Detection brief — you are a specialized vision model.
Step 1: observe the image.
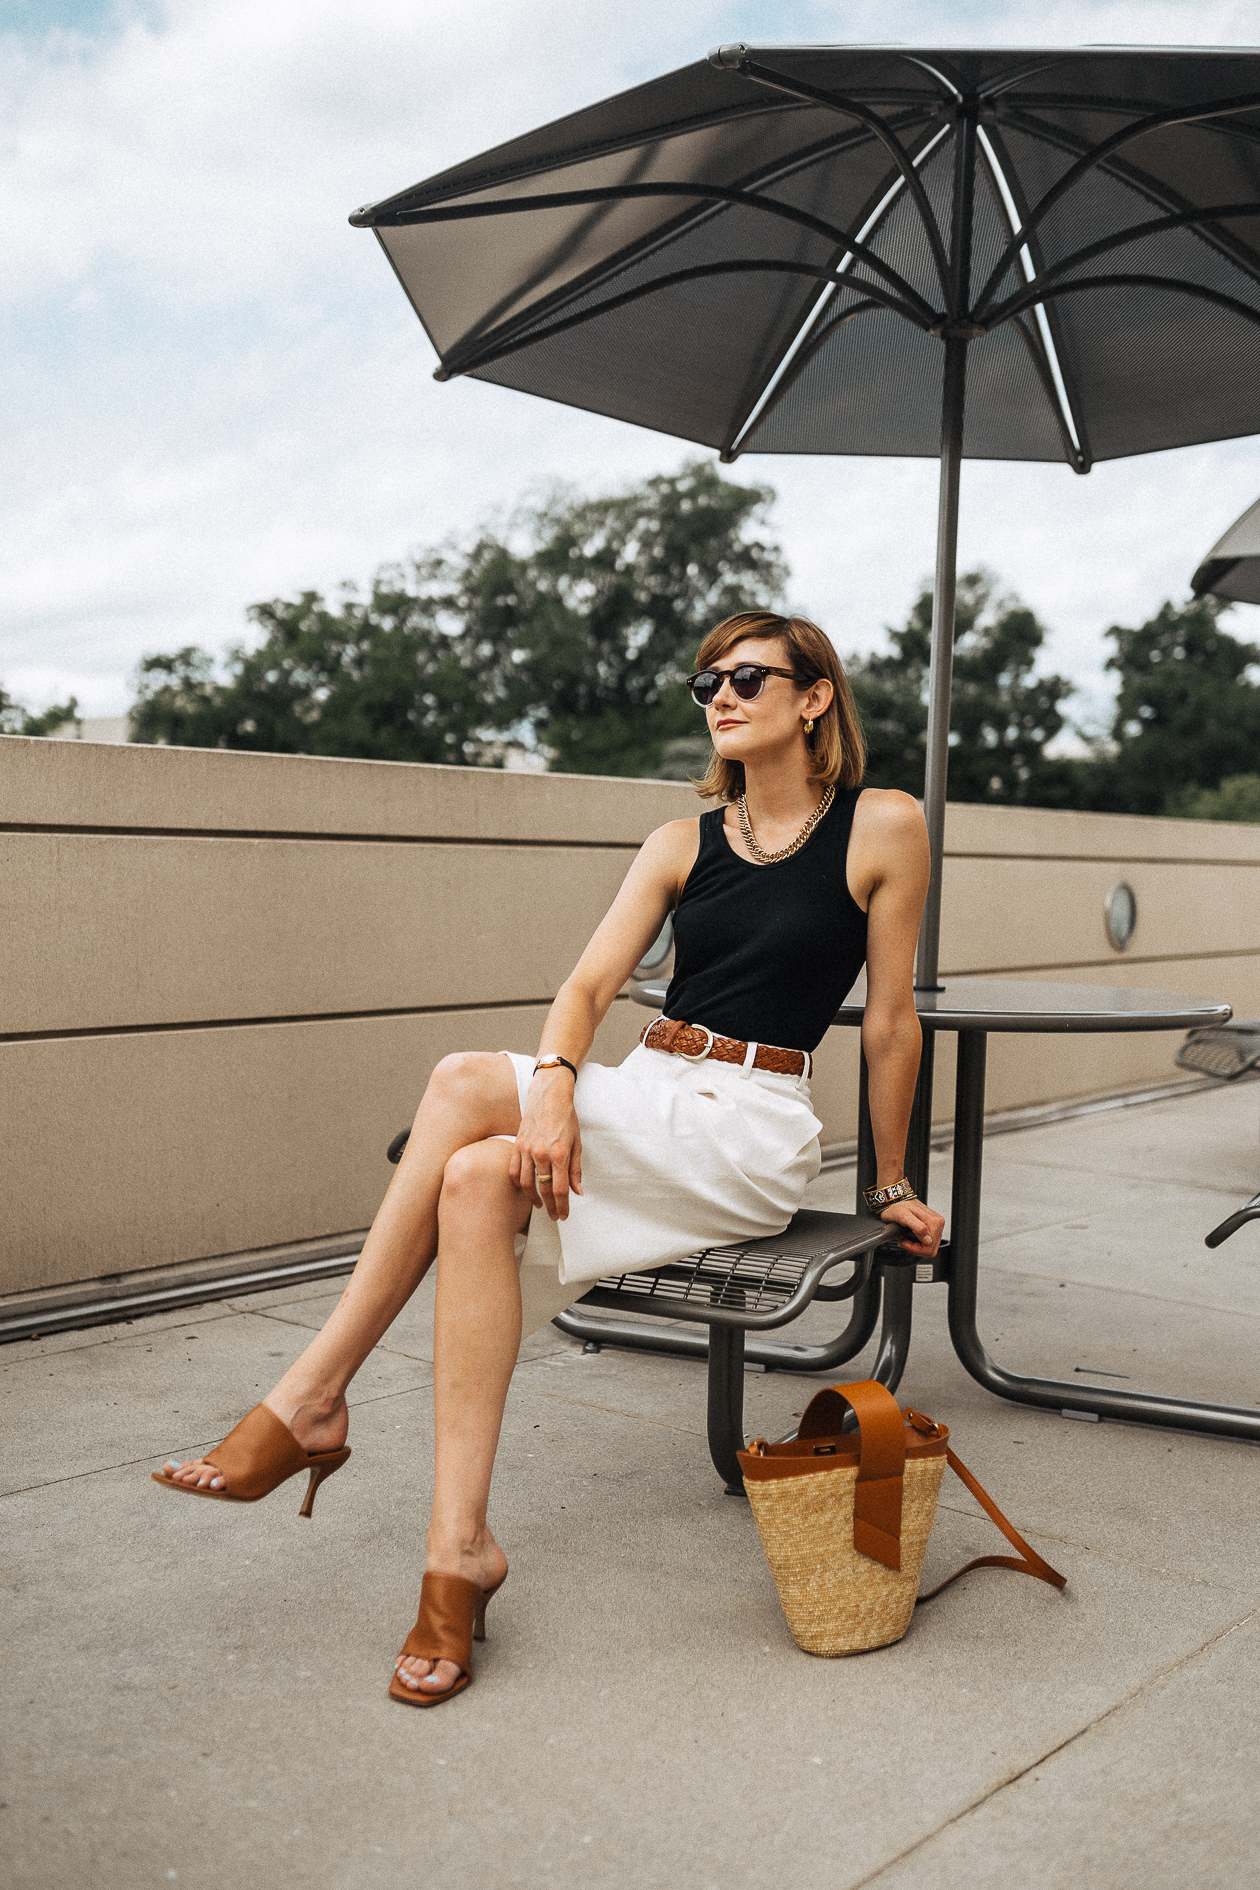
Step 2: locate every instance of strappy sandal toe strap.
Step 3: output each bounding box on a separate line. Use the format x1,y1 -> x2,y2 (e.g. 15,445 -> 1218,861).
151,1403 -> 351,1516
389,1570 -> 504,1708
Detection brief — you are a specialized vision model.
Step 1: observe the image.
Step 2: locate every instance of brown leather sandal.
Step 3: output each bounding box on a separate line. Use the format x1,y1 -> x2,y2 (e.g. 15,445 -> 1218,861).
151,1403 -> 351,1518
389,1568 -> 507,1707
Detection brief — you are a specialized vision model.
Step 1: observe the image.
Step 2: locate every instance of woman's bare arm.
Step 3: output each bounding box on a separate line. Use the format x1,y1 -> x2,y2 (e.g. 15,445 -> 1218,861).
850,791 -> 945,1257
511,817 -> 699,1221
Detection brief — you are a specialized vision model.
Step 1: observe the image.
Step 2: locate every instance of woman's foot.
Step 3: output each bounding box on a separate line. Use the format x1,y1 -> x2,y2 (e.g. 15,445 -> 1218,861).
393,1530 -> 509,1699
158,1390 -> 348,1491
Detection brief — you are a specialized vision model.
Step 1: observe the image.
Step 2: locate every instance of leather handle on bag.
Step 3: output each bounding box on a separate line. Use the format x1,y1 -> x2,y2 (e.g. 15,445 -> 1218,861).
798,1379 -> 907,1572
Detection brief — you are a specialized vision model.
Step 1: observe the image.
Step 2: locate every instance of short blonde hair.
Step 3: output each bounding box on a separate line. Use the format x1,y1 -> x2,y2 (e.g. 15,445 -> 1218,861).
691,611 -> 865,802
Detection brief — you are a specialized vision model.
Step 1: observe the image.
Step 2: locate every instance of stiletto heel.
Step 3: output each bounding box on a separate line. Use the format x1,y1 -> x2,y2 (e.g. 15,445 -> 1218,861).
298,1457 -> 347,1519
151,1404 -> 351,1511
389,1568 -> 507,1707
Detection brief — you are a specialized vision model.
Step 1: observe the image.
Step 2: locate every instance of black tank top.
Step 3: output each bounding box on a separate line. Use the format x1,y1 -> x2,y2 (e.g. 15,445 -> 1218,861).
662,787 -> 867,1054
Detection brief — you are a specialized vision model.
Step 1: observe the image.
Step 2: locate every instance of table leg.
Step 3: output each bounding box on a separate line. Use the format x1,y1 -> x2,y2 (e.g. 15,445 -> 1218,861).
946,1029 -> 1260,1441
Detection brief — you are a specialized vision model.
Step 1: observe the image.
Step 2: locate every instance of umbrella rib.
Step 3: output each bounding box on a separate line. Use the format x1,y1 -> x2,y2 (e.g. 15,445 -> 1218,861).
378,183 -> 937,323
974,89 -> 1260,312
986,271 -> 1260,334
402,115 -> 940,372
725,299 -> 889,457
989,106 -> 1260,294
979,199 -> 1260,318
438,260 -> 931,383
975,125 -> 1090,472
723,121 -> 953,460
729,57 -> 955,308
1008,316 -> 1087,471
976,56 -> 1086,104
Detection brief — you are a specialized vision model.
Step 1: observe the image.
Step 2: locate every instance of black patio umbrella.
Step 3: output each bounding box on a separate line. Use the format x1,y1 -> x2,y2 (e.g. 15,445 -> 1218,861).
1192,493 -> 1260,602
350,44 -> 1260,989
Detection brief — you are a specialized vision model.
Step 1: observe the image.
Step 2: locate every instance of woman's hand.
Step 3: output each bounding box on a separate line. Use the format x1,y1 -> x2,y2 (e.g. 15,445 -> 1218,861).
879,1195 -> 945,1258
509,1071 -> 583,1222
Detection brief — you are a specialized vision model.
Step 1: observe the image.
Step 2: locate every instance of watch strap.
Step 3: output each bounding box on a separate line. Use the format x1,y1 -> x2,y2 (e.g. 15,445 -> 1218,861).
534,1054 -> 578,1081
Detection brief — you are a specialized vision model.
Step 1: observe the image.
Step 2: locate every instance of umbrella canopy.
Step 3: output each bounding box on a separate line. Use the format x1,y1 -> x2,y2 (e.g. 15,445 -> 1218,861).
1192,494 -> 1260,603
351,44 -> 1260,985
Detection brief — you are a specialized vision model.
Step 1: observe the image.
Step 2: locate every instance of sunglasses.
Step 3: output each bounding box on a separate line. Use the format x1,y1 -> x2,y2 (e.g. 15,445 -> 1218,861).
687,664 -> 807,709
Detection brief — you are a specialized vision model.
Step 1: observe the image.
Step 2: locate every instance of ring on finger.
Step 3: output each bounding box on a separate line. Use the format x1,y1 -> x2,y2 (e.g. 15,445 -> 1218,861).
535,1171 -> 552,1184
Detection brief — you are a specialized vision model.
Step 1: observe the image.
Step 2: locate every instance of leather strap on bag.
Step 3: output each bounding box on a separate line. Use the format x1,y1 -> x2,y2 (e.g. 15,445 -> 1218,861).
799,1380 -> 907,1571
904,1408 -> 1067,1602
790,1386 -> 1066,1597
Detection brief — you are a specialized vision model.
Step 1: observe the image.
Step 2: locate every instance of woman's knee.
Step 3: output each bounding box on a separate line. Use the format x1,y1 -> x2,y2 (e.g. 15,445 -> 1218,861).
419,1051 -> 496,1121
439,1138 -> 511,1211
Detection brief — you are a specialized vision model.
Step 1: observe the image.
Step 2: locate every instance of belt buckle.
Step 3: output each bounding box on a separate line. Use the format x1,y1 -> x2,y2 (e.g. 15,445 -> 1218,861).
678,1025 -> 715,1064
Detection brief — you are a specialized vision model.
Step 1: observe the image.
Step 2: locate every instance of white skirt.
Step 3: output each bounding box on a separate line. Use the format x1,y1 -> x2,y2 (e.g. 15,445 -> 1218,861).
502,1040 -> 823,1342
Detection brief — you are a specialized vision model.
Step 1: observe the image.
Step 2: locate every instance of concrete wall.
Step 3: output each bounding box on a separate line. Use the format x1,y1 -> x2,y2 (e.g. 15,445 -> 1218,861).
4,735 -> 1259,1300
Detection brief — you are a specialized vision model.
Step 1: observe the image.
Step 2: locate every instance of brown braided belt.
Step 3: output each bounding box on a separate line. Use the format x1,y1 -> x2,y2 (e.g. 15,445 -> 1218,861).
639,1015 -> 812,1079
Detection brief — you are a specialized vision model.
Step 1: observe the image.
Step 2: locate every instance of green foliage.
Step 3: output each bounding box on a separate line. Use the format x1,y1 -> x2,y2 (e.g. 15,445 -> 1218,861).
1165,772 -> 1260,823
131,462 -> 785,776
846,571 -> 1078,804
128,454 -> 1260,810
0,685 -> 79,738
131,561 -> 510,763
1100,596 -> 1260,817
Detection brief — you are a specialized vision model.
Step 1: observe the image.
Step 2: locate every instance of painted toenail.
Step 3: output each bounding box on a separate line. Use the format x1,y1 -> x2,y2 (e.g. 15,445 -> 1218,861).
210,1477 -> 224,1488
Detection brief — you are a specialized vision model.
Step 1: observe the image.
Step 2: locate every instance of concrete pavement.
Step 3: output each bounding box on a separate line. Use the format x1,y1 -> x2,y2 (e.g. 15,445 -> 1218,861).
3,1079 -> 1259,1890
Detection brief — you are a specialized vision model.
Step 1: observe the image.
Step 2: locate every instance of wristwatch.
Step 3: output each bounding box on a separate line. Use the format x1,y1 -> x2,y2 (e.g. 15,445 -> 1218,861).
534,1053 -> 578,1081
863,1177 -> 918,1211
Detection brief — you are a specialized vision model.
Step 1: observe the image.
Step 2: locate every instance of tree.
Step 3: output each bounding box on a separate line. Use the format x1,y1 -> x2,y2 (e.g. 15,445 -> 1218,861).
0,685 -> 79,738
845,571 -> 1078,804
1166,773 -> 1260,823
489,463 -> 785,775
131,461 -> 786,777
130,555 -> 522,764
1099,596 -> 1260,816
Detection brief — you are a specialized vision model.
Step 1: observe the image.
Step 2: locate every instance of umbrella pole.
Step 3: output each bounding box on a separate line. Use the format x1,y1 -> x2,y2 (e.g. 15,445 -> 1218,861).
915,89 -> 977,994
915,335 -> 968,992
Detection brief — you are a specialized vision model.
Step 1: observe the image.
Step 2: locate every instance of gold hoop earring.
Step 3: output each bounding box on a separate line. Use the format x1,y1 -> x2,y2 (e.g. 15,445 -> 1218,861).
803,717 -> 815,735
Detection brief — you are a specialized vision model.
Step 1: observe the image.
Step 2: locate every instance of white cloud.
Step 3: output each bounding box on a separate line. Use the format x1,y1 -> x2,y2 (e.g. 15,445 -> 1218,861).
4,0 -> 1260,720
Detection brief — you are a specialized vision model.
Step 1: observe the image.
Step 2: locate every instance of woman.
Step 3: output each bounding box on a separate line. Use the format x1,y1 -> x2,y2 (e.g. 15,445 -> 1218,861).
154,609 -> 945,1705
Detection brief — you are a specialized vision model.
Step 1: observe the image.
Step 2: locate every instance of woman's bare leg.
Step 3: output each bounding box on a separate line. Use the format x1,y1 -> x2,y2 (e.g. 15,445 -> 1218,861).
394,1136 -> 530,1698
161,1052 -> 523,1486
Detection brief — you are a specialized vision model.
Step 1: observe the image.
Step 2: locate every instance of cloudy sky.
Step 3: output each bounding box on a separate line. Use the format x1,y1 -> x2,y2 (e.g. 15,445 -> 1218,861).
5,0 -> 1260,730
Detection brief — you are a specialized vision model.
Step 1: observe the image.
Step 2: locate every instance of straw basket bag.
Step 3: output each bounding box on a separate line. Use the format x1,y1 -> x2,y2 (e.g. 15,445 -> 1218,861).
738,1379 -> 1065,1657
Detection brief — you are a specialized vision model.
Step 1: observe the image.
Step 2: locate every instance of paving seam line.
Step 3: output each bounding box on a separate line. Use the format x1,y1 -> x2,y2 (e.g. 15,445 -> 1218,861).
0,1381 -> 443,1501
931,1502 -> 1260,1598
509,1378 -> 706,1438
974,1258 -> 1260,1319
843,1608 -> 1259,1890
819,1069 -> 1259,1171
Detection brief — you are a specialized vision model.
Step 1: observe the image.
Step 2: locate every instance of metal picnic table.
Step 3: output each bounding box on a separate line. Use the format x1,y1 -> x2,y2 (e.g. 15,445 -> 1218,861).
566,976 -> 1257,1449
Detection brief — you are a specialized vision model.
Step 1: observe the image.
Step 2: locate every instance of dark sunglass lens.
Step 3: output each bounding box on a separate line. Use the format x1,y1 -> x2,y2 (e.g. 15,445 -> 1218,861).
731,666 -> 766,700
691,672 -> 719,706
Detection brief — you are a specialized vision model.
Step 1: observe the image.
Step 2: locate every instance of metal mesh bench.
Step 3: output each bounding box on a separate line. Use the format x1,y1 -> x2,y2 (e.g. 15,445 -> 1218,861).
1176,1021 -> 1260,1249
385,1130 -> 889,1491
1175,1019 -> 1260,1083
563,1209 -> 892,1489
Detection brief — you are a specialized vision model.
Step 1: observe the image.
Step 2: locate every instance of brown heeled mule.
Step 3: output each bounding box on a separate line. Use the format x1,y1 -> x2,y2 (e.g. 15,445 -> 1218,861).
389,1568 -> 507,1707
151,1403 -> 351,1517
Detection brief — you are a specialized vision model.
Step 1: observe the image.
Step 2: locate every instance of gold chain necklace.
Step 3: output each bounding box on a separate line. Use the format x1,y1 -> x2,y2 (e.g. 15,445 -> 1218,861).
737,782 -> 836,865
